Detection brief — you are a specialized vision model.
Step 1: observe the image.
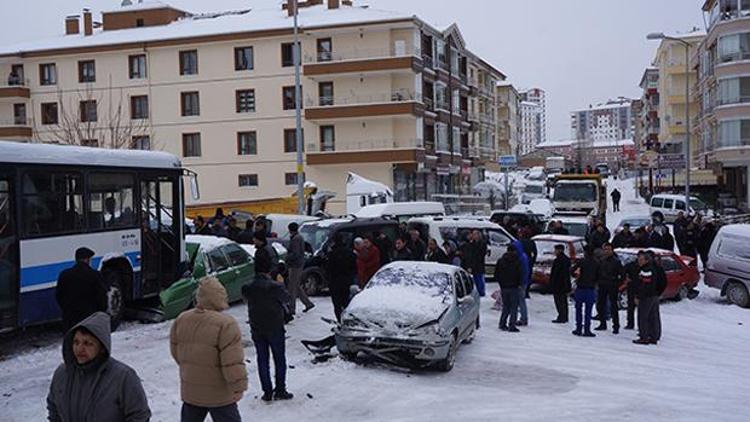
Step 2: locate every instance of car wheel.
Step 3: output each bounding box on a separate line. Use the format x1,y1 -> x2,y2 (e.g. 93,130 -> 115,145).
727,282 -> 750,308
617,291 -> 627,310
104,271 -> 124,331
675,284 -> 689,302
301,269 -> 322,297
438,332 -> 458,372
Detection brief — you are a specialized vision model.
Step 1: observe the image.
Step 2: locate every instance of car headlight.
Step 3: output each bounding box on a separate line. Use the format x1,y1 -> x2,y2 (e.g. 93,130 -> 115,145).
408,321 -> 442,337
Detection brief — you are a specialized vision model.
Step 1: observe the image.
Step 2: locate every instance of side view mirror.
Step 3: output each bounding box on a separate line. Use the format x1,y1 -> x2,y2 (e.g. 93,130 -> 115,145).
458,295 -> 474,305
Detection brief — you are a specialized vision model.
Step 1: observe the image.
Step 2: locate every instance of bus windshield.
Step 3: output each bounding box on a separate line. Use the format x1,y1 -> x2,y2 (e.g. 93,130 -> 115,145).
553,183 -> 597,202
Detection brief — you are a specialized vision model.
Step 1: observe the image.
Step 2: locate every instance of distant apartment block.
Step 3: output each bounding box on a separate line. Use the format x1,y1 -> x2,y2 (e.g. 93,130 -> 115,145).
496,81 -> 520,157
570,97 -> 634,144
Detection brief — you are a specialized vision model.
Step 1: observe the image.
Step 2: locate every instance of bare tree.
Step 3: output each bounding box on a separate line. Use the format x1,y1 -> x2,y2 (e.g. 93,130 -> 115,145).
36,80 -> 152,149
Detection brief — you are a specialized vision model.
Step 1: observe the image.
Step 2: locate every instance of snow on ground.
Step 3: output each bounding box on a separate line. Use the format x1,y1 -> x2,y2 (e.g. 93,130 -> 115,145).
1,177 -> 748,421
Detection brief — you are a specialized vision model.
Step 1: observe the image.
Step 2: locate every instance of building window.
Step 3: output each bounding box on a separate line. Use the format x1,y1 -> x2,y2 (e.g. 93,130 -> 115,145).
283,86 -> 301,110
41,102 -> 58,125
129,54 -> 147,79
78,60 -> 95,83
281,42 -> 300,67
237,131 -> 257,155
131,135 -> 151,150
285,172 -> 304,185
317,38 -> 332,62
234,46 -> 254,71
13,103 -> 26,125
320,125 -> 335,151
182,133 -> 201,157
79,100 -> 97,123
179,50 -> 198,75
82,139 -> 99,147
39,63 -> 56,85
318,82 -> 334,106
136,18 -> 144,27
181,91 -> 200,116
238,174 -> 258,187
236,89 -> 256,113
130,95 -> 149,119
284,128 -> 304,153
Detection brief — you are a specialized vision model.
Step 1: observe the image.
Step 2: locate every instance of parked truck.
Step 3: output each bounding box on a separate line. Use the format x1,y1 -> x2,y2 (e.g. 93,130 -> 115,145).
551,174 -> 607,223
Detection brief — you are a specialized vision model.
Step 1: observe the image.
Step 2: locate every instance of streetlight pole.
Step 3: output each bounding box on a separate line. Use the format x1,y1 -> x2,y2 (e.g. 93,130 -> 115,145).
293,0 -> 305,215
647,32 -> 691,211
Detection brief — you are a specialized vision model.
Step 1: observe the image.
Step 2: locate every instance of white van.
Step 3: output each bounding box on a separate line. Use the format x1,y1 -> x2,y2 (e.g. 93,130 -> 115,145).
705,224 -> 750,308
407,217 -> 516,279
521,182 -> 547,204
354,201 -> 445,223
649,194 -> 712,223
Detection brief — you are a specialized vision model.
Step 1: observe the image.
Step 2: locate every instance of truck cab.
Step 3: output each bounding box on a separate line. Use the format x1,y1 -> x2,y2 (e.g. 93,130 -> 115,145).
551,174 -> 606,224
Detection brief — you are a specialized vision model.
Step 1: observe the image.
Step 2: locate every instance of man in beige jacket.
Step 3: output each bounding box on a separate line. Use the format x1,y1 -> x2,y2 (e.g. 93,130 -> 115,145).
170,277 -> 248,422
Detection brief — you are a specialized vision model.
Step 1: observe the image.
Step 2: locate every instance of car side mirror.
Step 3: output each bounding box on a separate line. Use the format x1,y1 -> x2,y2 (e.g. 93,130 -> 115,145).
458,295 -> 474,305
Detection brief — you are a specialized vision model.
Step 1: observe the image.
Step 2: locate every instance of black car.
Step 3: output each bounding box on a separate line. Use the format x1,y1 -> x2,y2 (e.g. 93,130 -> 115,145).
298,217 -> 400,295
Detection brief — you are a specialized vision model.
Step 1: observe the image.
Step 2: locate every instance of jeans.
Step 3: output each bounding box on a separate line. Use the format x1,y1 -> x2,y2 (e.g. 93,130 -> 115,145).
473,273 -> 486,297
638,296 -> 662,341
181,402 -> 241,422
287,266 -> 313,314
574,288 -> 596,333
553,293 -> 569,322
330,288 -> 351,322
517,287 -> 528,323
597,284 -> 620,329
499,287 -> 519,329
252,331 -> 287,394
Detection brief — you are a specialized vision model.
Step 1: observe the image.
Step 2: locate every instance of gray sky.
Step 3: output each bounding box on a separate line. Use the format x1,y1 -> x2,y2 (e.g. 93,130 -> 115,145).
1,0 -> 705,141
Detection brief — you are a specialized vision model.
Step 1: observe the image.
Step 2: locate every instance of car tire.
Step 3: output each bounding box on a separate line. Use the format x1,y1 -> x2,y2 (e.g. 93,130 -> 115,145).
438,332 -> 458,372
675,284 -> 689,302
301,269 -> 323,297
103,271 -> 124,331
727,282 -> 750,308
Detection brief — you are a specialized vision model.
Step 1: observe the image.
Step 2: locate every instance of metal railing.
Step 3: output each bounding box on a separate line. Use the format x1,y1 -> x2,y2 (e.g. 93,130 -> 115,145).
304,45 -> 420,64
716,95 -> 750,106
306,138 -> 423,152
305,90 -> 420,107
717,51 -> 750,64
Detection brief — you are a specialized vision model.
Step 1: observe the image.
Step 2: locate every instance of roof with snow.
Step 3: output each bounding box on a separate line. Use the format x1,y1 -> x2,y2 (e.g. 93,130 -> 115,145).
102,1 -> 186,14
536,139 -> 577,148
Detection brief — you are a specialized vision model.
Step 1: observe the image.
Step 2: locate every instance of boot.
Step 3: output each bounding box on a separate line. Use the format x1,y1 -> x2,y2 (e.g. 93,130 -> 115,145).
261,392 -> 273,402
571,329 -> 582,336
581,331 -> 596,337
613,327 -> 619,335
274,389 -> 294,400
593,323 -> 607,331
624,324 -> 634,330
632,338 -> 651,345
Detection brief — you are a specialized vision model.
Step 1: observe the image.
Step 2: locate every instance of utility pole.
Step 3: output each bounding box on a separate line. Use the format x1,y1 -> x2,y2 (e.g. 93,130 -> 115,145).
293,0 -> 305,215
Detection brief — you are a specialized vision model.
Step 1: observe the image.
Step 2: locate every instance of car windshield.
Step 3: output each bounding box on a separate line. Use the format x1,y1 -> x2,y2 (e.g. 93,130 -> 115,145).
299,224 -> 331,252
690,198 -> 706,210
525,185 -> 544,194
621,218 -> 650,229
553,183 -> 597,202
367,266 -> 452,299
563,222 -> 588,238
534,240 -> 560,260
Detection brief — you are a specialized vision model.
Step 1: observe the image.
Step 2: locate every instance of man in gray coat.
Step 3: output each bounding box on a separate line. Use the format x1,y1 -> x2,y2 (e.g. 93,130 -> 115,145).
285,222 -> 314,315
47,312 -> 151,422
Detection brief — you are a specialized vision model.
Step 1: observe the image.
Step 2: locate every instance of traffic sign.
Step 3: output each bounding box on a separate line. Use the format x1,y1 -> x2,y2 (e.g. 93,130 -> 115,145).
659,153 -> 686,170
498,155 -> 517,169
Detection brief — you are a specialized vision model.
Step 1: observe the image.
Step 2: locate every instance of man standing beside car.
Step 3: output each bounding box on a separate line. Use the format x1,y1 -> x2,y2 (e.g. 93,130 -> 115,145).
550,244 -> 572,324
462,230 -> 488,297
495,245 -> 522,332
325,233 -> 357,322
632,251 -> 667,345
571,247 -> 599,337
286,223 -> 314,315
595,243 -> 624,334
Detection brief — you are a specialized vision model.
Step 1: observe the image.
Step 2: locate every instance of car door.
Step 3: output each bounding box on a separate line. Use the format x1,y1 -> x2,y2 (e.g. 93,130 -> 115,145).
662,198 -> 675,221
205,246 -> 237,298
485,228 -> 512,278
221,243 -> 253,302
461,270 -> 479,325
658,256 -> 682,298
452,272 -> 470,336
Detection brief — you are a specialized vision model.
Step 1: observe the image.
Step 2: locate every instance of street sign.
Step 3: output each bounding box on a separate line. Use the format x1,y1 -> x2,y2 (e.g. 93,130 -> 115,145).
659,153 -> 686,170
498,155 -> 517,169
640,150 -> 659,167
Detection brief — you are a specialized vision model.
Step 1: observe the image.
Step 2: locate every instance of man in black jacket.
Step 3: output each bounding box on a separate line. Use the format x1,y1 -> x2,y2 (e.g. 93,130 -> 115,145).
392,237 -> 413,262
612,224 -> 635,249
595,243 -> 624,334
373,230 -> 393,267
550,245 -> 572,323
519,231 -> 538,299
55,247 -> 108,332
324,234 -> 357,322
623,257 -> 641,330
461,230 -> 488,297
571,247 -> 598,336
407,229 -> 426,261
242,251 -> 293,401
495,246 -> 522,332
286,223 -> 314,315
588,223 -> 611,251
632,252 -> 668,345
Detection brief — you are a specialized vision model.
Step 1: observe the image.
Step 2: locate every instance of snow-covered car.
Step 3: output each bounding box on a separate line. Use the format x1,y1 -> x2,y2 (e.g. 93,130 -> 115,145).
335,262 -> 480,372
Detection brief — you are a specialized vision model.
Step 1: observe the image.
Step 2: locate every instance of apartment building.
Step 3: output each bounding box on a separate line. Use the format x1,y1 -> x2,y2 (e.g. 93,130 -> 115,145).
0,0 -> 504,214
638,67 -> 660,152
570,97 -> 634,144
693,0 -> 750,208
520,87 -> 547,145
519,100 -> 542,156
652,30 -> 705,160
496,81 -> 520,157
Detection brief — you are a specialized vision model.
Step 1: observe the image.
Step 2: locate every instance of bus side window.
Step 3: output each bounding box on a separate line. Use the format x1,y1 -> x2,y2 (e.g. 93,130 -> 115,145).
21,172 -> 83,236
88,173 -> 135,230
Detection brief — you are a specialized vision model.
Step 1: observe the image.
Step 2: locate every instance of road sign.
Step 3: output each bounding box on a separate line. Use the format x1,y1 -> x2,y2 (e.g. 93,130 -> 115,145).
659,153 -> 686,170
498,155 -> 517,169
640,150 -> 659,167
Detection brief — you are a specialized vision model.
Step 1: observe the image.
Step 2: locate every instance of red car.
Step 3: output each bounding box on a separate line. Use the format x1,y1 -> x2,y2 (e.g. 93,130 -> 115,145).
531,234 -> 586,288
615,248 -> 700,307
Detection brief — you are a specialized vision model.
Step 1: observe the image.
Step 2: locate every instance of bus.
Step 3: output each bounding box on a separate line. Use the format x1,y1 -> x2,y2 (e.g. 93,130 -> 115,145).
0,142 -> 197,332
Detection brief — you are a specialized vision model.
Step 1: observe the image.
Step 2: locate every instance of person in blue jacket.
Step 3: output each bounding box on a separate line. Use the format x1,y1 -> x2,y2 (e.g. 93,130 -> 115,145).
513,240 -> 530,326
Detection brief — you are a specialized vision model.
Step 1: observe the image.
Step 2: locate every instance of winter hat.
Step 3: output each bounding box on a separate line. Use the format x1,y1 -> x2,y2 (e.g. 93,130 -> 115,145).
75,247 -> 95,261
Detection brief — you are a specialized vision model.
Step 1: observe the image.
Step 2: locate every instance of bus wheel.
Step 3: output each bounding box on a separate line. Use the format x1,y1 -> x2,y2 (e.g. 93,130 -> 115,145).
104,271 -> 125,331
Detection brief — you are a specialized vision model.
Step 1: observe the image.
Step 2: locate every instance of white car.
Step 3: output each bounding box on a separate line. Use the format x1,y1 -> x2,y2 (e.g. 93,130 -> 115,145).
546,215 -> 590,238
521,182 -> 547,204
648,194 -> 713,223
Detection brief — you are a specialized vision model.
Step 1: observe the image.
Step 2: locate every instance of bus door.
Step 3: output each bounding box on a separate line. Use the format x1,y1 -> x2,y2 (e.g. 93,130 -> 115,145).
0,170 -> 18,331
140,175 -> 181,297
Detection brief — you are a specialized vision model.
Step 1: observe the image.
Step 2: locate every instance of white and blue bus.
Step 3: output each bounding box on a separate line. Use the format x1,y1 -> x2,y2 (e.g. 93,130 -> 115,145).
0,142 -> 196,331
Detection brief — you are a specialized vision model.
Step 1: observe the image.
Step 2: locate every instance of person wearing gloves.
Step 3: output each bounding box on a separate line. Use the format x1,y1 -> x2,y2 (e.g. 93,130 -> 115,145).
171,277 -> 248,420
47,311 -> 151,422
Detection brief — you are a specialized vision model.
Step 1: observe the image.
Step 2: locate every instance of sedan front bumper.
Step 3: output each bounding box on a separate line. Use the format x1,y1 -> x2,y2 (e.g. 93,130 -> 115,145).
335,330 -> 451,366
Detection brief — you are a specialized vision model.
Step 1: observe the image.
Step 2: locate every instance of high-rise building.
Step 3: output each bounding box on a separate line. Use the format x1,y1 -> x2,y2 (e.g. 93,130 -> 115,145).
0,0 -> 505,213
519,100 -> 542,156
496,81 -> 521,157
570,98 -> 634,144
638,67 -> 660,152
520,88 -> 546,144
694,0 -> 750,208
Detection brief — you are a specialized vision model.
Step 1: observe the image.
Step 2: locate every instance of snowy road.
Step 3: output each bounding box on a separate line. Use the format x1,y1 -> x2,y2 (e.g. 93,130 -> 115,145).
1,178 -> 748,421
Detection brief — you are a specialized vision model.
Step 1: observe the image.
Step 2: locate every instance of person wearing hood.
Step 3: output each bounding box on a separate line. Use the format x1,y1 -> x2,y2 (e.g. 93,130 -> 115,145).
55,247 -> 108,332
512,239 -> 531,326
495,246 -> 522,332
550,244 -> 572,324
47,312 -> 151,422
242,251 -> 293,402
170,277 -> 248,421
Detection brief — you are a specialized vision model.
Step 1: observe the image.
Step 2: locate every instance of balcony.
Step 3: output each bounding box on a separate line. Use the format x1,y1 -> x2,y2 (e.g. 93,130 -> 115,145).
304,90 -> 423,120
716,95 -> 750,107
306,138 -> 424,165
0,118 -> 32,138
0,83 -> 30,100
304,46 -> 422,77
